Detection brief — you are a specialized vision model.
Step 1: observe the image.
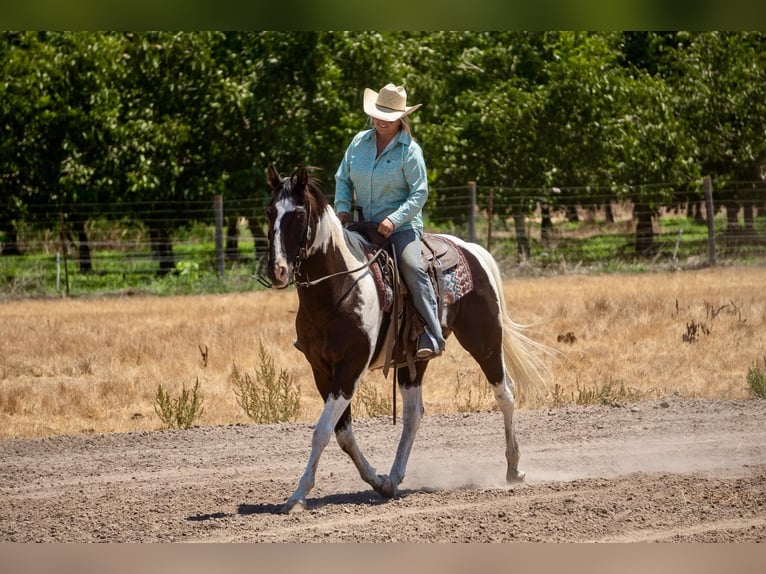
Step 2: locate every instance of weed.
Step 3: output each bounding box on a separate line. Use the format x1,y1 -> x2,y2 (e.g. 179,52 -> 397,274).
747,357 -> 766,399
353,379 -> 392,418
452,370 -> 493,413
573,379 -> 642,406
154,378 -> 204,429
550,383 -> 567,408
231,341 -> 301,423
682,320 -> 710,343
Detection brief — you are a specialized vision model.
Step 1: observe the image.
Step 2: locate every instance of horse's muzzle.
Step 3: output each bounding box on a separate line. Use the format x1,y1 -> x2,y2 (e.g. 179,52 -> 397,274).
270,261 -> 290,288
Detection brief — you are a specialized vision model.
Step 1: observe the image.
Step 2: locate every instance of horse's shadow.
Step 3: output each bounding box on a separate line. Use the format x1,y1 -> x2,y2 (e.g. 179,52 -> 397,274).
186,488 -> 423,521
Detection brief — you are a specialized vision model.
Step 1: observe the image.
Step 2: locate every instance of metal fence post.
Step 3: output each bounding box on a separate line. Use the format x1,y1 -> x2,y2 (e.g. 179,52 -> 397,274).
468,181 -> 477,243
214,195 -> 225,279
486,188 -> 494,251
703,176 -> 716,266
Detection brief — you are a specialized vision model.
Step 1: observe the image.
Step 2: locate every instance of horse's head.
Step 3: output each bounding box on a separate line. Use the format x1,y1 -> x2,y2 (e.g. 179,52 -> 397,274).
265,165 -> 325,288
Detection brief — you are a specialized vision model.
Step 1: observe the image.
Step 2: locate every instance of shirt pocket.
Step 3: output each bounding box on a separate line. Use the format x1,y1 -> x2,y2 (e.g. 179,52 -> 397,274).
374,156 -> 406,191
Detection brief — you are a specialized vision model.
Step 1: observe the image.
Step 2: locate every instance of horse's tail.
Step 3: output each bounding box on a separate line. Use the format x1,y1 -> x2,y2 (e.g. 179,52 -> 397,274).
475,246 -> 550,408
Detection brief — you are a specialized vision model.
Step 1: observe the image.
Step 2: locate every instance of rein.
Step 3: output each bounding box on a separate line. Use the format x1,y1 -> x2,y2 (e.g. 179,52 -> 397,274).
295,246 -> 386,288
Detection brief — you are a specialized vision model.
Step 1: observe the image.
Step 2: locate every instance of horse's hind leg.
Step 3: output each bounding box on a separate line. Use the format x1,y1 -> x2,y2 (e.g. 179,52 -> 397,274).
455,336 -> 524,483
452,301 -> 524,483
492,373 -> 525,483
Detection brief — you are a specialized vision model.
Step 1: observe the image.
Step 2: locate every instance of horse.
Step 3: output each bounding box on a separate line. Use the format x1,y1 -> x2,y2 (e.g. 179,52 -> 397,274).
263,165 -> 547,514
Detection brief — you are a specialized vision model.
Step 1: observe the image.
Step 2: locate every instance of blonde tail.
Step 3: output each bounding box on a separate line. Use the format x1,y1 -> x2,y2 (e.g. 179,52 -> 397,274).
477,248 -> 550,407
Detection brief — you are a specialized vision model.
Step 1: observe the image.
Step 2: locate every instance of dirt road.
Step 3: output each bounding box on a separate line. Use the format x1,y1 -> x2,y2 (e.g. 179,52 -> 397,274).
1,397 -> 764,542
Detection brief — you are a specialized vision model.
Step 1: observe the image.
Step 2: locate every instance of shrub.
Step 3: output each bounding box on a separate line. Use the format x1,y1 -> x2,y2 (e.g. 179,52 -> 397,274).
154,378 -> 204,429
452,370 -> 493,413
573,379 -> 643,406
231,341 -> 301,423
353,379 -> 392,418
747,358 -> 766,399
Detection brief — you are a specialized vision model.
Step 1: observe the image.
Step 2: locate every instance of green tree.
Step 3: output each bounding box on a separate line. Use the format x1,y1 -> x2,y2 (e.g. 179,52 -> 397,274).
116,32 -> 254,274
667,32 -> 766,235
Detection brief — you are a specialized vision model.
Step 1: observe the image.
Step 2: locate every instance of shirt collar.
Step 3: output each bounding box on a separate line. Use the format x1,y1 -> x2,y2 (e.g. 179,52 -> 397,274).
364,127 -> 411,148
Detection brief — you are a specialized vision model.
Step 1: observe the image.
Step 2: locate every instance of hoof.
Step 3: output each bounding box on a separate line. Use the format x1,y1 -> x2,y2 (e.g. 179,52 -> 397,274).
282,498 -> 307,514
506,469 -> 526,484
376,476 -> 398,499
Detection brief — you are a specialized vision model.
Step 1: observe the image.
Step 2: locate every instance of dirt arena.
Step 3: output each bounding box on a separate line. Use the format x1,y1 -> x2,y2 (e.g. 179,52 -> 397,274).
1,396 -> 764,542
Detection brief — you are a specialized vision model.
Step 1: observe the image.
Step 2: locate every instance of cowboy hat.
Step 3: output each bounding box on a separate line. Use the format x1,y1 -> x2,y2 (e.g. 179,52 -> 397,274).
363,83 -> 422,121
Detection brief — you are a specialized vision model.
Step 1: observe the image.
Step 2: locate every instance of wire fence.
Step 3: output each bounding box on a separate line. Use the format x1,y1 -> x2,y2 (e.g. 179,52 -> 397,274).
2,180 -> 766,298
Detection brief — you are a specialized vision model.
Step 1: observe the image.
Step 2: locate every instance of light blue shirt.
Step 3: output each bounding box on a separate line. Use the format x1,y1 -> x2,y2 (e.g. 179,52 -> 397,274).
334,128 -> 429,234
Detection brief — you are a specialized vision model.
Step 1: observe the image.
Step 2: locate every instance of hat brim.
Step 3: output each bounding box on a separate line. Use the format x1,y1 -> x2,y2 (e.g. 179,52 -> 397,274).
363,88 -> 422,121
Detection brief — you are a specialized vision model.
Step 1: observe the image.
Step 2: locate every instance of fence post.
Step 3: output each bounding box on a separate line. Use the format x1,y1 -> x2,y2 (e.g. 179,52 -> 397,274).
486,188 -> 493,251
703,176 -> 716,266
468,181 -> 477,243
59,213 -> 70,296
214,195 -> 225,279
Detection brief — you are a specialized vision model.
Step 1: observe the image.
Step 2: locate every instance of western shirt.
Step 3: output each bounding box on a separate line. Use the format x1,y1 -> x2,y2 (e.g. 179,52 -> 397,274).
334,128 -> 428,234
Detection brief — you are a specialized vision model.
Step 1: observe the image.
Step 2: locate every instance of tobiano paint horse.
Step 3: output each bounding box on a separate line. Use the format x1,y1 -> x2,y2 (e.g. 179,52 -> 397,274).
264,165 -> 547,514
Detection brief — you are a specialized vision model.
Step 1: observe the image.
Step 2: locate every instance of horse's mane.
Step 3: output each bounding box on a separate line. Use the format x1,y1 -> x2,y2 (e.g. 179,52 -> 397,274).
285,166 -> 369,260
304,176 -> 328,214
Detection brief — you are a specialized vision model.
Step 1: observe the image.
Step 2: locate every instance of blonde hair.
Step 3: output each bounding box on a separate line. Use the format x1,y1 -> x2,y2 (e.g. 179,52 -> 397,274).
400,115 -> 413,137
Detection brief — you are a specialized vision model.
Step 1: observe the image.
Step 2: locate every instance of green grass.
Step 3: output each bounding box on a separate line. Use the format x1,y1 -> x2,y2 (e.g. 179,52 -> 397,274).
0,242 -> 266,298
3,214 -> 765,297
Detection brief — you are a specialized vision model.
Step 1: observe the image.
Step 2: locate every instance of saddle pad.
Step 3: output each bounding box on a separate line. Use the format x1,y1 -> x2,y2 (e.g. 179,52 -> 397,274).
436,238 -> 473,306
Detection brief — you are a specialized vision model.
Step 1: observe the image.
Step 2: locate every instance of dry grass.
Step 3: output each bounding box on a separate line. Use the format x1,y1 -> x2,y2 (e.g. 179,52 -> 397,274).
1,266 -> 765,439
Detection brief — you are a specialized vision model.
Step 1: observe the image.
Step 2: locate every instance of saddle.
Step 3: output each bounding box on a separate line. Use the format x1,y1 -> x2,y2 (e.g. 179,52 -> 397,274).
346,222 -> 474,377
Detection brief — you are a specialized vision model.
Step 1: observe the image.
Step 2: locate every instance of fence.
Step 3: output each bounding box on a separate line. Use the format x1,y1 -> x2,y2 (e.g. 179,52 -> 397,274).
2,177 -> 766,297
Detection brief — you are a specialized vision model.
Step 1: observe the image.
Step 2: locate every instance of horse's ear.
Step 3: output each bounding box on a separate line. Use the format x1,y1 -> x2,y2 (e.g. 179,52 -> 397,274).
295,165 -> 308,187
266,166 -> 281,192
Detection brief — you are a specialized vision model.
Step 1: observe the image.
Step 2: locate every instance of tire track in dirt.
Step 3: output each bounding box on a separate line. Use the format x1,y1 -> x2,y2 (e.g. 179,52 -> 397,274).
596,516 -> 766,543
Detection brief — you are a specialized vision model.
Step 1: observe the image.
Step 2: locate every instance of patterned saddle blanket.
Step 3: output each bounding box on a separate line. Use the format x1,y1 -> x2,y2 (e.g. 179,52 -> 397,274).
345,223 -> 474,313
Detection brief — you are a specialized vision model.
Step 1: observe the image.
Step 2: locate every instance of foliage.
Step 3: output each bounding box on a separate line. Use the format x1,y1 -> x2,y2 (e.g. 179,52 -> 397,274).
452,370 -> 494,413
747,358 -> 766,399
573,380 -> 645,406
231,342 -> 301,424
550,378 -> 645,407
2,31 -> 766,269
353,379 -> 392,418
154,378 -> 205,429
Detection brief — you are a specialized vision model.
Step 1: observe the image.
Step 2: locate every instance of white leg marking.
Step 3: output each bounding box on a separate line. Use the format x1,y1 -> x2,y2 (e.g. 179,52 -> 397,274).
389,385 -> 424,488
493,373 -> 524,482
284,394 -> 351,512
335,423 -> 388,492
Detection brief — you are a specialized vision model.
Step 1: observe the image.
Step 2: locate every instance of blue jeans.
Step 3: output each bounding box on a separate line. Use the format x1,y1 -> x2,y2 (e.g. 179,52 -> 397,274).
389,229 -> 446,350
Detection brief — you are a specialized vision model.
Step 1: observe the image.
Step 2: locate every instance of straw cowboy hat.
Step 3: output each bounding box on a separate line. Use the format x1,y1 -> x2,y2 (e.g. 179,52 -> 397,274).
363,83 -> 422,121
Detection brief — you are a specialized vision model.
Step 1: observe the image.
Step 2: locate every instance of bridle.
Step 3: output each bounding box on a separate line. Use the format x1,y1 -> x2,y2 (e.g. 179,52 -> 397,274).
256,183 -> 386,289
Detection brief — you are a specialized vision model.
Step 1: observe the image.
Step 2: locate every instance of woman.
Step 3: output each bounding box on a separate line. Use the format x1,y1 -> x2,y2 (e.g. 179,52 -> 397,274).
334,83 -> 446,359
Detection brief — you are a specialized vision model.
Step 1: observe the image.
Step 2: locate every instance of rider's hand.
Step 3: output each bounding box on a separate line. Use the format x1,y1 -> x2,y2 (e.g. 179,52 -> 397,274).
377,218 -> 394,238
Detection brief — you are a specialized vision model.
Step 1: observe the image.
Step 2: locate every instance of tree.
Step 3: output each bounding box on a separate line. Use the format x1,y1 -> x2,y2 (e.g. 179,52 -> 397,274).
664,32 -> 766,235
116,32 -> 255,274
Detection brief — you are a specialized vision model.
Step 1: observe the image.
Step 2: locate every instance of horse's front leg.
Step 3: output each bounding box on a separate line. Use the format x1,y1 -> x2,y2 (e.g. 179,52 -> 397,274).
386,366 -> 426,497
335,416 -> 394,498
283,393 -> 350,514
